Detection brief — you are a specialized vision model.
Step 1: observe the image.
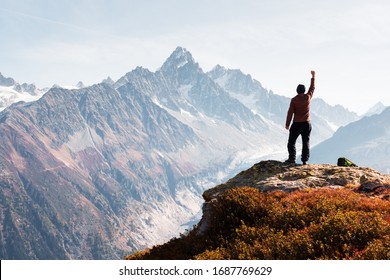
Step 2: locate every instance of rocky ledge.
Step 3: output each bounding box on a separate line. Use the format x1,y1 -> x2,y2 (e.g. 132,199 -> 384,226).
197,160 -> 390,235
203,160 -> 390,201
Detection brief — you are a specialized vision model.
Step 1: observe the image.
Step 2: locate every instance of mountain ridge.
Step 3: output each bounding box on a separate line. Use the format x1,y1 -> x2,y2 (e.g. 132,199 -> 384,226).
0,72 -> 45,111
311,106 -> 390,173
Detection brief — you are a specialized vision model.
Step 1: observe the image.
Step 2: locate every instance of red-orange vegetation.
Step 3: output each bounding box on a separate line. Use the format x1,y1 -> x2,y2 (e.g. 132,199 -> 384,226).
126,187 -> 390,260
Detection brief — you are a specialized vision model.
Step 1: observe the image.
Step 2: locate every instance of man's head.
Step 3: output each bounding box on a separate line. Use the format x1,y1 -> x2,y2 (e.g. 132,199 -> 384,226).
296,84 -> 305,94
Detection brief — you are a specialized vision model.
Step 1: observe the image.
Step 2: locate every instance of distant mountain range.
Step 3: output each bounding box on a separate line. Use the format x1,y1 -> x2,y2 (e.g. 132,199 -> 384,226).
0,47 -> 361,259
0,73 -> 45,111
311,106 -> 390,173
0,73 -> 89,112
364,101 -> 387,117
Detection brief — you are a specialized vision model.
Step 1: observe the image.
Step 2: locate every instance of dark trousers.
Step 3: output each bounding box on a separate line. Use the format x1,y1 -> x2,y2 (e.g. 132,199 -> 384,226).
287,122 -> 312,163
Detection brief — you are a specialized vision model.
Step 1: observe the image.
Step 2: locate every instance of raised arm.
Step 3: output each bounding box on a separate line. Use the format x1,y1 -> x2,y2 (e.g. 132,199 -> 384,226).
307,70 -> 315,98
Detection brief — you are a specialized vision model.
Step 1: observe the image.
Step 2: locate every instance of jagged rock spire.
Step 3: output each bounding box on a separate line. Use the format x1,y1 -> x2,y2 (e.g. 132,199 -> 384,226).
160,46 -> 197,72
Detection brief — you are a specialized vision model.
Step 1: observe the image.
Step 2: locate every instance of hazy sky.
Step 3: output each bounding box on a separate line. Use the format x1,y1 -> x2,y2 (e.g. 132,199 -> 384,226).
1,0 -> 390,114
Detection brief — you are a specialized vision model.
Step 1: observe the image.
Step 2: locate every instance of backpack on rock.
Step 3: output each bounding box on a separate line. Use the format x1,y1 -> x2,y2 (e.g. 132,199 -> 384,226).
337,157 -> 357,167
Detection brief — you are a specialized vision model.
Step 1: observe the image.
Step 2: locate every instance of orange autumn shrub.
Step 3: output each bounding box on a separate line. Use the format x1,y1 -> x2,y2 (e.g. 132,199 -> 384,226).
126,187 -> 390,260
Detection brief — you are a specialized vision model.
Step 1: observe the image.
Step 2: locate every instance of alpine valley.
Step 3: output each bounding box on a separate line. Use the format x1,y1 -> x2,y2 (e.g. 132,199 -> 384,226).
0,47 -> 358,259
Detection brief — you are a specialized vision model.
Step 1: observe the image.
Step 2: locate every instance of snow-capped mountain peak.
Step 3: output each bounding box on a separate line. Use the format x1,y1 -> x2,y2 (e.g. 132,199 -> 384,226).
208,64 -> 228,78
364,101 -> 387,117
102,76 -> 115,86
161,46 -> 198,72
208,66 -> 263,96
171,46 -> 195,67
0,73 -> 45,111
75,81 -> 85,89
0,72 -> 17,87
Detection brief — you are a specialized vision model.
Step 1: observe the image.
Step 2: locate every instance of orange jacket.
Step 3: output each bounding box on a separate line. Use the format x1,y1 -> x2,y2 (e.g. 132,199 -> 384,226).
285,77 -> 315,127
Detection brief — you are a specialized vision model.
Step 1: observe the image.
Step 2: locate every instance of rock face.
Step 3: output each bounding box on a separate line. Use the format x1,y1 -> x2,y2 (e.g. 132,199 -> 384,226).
203,160 -> 390,200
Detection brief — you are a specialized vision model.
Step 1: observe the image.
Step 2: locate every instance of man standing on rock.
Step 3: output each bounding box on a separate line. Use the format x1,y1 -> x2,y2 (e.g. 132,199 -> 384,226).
285,70 -> 316,165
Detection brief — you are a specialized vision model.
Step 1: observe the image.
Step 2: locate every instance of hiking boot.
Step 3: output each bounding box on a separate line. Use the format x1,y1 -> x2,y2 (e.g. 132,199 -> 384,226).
302,161 -> 307,165
284,159 -> 296,164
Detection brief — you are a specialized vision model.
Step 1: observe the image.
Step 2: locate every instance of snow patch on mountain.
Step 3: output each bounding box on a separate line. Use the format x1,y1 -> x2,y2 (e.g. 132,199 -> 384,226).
324,119 -> 340,132
0,73 -> 47,111
0,86 -> 43,111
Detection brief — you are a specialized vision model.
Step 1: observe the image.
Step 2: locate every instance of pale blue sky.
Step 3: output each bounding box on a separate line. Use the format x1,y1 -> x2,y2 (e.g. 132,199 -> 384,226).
1,0 -> 390,114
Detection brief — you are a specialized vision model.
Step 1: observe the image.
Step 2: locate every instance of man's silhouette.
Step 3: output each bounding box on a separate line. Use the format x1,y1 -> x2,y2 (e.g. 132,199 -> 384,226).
285,70 -> 316,165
